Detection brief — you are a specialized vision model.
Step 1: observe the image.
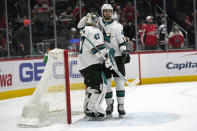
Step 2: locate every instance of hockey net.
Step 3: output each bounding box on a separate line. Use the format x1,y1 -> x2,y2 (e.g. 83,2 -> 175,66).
17,49 -> 85,127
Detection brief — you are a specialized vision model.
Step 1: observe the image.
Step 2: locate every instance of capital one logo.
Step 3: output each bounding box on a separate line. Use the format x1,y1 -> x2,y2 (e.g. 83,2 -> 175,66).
166,61 -> 197,70
166,53 -> 197,70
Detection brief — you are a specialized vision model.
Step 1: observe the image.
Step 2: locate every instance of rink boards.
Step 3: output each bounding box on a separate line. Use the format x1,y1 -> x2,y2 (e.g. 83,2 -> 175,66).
0,50 -> 197,99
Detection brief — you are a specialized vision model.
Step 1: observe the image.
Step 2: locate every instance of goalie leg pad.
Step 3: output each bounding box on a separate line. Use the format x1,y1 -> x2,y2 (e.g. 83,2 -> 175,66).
84,86 -> 106,118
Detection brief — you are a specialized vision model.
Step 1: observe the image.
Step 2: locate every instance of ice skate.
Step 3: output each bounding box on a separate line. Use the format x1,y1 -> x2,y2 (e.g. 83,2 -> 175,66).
84,111 -> 105,121
106,100 -> 114,118
118,104 -> 125,118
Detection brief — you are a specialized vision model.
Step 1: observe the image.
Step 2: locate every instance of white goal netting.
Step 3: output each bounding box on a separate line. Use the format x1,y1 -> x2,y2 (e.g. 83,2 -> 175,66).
17,49 -> 85,127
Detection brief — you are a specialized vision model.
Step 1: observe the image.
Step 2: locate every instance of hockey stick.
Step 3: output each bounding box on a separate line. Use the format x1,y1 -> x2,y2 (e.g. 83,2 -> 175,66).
82,35 -> 140,87
96,71 -> 107,105
107,48 -> 140,87
97,23 -> 140,87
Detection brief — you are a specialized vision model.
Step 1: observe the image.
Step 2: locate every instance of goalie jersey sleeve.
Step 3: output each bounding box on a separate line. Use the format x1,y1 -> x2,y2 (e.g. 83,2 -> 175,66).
78,26 -> 106,70
77,16 -> 87,29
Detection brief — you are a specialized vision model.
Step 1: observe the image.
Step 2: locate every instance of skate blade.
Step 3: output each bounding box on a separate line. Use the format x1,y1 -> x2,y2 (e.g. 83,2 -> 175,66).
119,114 -> 125,119
84,116 -> 105,121
106,114 -> 112,119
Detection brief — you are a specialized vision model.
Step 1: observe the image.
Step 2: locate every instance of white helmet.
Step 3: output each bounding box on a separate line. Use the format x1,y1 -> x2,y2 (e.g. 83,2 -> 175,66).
101,4 -> 113,15
146,16 -> 153,21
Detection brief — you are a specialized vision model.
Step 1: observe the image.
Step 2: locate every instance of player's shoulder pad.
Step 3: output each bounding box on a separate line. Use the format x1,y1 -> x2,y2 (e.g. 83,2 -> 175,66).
113,21 -> 123,30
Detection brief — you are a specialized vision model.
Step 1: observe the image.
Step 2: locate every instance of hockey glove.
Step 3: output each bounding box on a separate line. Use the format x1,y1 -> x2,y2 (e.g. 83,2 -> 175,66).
105,58 -> 113,70
121,50 -> 130,64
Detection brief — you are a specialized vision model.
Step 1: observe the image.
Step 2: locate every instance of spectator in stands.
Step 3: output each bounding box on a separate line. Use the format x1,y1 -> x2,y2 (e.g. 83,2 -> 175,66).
72,0 -> 85,26
67,27 -> 80,50
0,31 -> 7,57
43,0 -> 51,5
150,0 -> 158,16
59,6 -> 73,32
158,20 -> 168,51
14,0 -> 28,28
168,26 -> 184,49
70,27 -> 80,40
13,19 -> 31,57
112,5 -> 121,22
0,13 -> 6,29
141,16 -> 158,50
110,0 -> 121,22
186,20 -> 195,48
185,13 -> 193,29
122,19 -> 135,40
43,0 -> 53,17
122,1 -> 135,24
32,0 -> 51,33
138,19 -> 146,48
110,0 -> 119,9
59,6 -> 73,22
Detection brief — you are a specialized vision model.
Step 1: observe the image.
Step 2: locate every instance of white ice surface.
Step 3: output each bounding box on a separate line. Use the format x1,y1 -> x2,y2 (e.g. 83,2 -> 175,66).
1,81 -> 197,131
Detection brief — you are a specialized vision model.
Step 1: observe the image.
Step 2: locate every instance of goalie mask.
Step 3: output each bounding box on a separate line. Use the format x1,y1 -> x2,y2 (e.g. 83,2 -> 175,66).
86,12 -> 99,26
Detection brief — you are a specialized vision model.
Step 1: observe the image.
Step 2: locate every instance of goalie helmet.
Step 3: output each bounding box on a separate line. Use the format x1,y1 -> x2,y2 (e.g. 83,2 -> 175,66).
86,11 -> 99,26
101,4 -> 113,16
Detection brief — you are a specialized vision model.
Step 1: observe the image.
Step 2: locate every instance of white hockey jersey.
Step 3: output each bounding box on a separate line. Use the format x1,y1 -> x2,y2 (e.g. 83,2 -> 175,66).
78,26 -> 105,70
77,16 -> 127,57
99,18 -> 126,57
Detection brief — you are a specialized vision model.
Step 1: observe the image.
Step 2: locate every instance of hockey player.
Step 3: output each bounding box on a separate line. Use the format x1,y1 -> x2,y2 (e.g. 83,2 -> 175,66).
77,4 -> 129,118
99,4 -> 129,118
77,11 -> 112,120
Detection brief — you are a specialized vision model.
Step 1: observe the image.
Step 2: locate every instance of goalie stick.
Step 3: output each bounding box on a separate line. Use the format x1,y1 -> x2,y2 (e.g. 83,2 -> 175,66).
81,34 -> 140,88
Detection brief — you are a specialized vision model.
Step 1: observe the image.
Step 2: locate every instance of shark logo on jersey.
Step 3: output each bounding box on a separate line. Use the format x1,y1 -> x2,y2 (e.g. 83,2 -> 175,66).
104,33 -> 113,43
